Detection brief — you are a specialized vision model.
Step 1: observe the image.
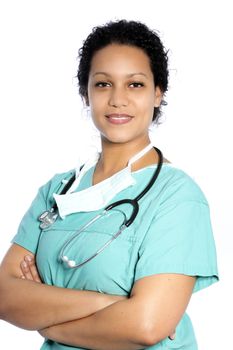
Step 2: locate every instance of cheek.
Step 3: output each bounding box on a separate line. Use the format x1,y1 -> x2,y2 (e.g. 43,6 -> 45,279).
89,104 -> 107,131
136,89 -> 155,105
136,95 -> 155,118
90,102 -> 105,123
89,92 -> 106,112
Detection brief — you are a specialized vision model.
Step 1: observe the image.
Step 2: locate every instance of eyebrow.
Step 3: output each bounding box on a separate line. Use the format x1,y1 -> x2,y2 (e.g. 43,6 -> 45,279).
92,72 -> 148,78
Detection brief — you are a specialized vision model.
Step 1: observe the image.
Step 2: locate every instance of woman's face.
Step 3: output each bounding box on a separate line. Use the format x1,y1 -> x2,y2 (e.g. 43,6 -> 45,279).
87,44 -> 162,146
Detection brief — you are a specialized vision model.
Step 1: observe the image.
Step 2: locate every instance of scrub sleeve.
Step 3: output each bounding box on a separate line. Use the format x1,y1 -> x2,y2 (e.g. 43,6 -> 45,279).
132,167 -> 218,349
135,199 -> 218,292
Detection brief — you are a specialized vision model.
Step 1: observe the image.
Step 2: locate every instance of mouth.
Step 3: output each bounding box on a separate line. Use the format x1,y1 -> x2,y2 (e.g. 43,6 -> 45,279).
105,113 -> 133,125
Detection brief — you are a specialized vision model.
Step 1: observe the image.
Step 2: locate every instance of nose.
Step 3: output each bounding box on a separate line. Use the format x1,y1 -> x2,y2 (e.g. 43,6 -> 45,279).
108,86 -> 128,107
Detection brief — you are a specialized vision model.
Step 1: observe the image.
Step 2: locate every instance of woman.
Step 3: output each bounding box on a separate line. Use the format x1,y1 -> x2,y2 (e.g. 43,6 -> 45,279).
0,20 -> 218,349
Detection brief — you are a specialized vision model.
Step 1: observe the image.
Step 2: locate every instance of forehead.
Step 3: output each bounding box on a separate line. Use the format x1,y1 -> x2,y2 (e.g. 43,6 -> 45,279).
89,44 -> 153,77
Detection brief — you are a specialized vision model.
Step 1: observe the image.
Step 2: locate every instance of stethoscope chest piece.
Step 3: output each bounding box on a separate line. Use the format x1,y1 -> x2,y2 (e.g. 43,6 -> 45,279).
39,210 -> 58,229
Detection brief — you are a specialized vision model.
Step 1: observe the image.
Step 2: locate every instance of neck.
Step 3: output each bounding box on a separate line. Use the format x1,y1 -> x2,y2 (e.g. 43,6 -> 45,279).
93,137 -> 159,185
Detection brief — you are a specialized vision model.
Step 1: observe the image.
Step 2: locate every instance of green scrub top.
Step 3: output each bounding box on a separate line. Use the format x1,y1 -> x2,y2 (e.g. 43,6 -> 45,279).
12,163 -> 219,350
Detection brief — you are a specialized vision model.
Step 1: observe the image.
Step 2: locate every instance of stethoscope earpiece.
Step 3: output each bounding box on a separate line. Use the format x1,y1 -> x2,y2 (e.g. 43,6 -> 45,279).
61,255 -> 77,268
67,260 -> 76,268
61,255 -> 69,262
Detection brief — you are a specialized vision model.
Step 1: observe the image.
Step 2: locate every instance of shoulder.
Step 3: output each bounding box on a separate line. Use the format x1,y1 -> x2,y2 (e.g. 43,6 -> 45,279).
39,169 -> 76,202
161,164 -> 206,202
134,164 -> 209,209
158,164 -> 208,204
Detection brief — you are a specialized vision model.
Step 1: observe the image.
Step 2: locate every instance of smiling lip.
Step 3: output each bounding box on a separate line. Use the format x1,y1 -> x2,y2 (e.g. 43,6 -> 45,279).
106,113 -> 133,125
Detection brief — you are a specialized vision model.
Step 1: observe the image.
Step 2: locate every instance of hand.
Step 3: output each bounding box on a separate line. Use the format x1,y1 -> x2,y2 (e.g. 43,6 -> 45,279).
20,255 -> 42,283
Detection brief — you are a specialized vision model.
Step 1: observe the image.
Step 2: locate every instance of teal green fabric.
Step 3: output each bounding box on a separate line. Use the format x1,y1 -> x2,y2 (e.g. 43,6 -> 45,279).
12,164 -> 219,349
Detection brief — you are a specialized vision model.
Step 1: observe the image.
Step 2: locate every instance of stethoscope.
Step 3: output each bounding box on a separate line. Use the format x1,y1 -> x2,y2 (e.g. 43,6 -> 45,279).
38,147 -> 163,269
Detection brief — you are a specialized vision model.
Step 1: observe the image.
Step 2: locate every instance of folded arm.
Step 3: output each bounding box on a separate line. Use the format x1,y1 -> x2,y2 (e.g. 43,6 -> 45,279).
39,273 -> 195,349
0,244 -> 126,330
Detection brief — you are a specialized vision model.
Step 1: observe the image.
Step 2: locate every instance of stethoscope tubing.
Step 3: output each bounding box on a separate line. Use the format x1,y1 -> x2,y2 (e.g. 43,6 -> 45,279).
39,146 -> 163,268
105,147 -> 163,227
60,214 -> 127,269
39,147 -> 163,230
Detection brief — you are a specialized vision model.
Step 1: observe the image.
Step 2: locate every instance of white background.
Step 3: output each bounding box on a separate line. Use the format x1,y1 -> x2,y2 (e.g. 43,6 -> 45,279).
0,0 -> 232,349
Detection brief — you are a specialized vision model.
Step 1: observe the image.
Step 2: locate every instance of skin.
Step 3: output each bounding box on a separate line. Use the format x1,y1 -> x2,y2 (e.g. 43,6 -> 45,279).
0,245 -> 125,330
87,44 -> 163,183
0,44 -> 195,349
20,254 -> 176,342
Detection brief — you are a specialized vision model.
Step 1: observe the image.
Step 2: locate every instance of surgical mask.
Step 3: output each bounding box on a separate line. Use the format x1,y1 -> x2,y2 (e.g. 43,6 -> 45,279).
54,143 -> 153,218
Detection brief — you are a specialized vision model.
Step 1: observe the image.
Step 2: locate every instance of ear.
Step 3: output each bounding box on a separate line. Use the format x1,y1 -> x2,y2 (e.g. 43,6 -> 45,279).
154,87 -> 163,107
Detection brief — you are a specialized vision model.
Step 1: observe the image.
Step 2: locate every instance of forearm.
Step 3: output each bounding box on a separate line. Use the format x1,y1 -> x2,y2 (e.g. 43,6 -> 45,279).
0,274 -> 124,331
41,273 -> 191,349
40,297 -> 155,350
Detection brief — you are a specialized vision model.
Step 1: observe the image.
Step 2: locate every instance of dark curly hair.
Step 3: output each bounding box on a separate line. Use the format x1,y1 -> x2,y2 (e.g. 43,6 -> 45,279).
77,20 -> 169,123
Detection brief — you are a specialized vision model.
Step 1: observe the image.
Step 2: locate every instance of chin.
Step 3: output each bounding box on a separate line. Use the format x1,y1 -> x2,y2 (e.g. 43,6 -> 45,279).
103,137 -> 130,145
100,128 -> 148,145
100,131 -> 128,143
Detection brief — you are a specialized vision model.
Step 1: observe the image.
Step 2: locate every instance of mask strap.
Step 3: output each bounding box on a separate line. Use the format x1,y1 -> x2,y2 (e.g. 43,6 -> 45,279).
128,143 -> 153,167
67,153 -> 100,194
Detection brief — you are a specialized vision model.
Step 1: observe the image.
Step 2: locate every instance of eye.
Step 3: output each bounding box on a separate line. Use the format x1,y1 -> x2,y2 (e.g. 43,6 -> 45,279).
95,81 -> 111,88
129,82 -> 144,88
